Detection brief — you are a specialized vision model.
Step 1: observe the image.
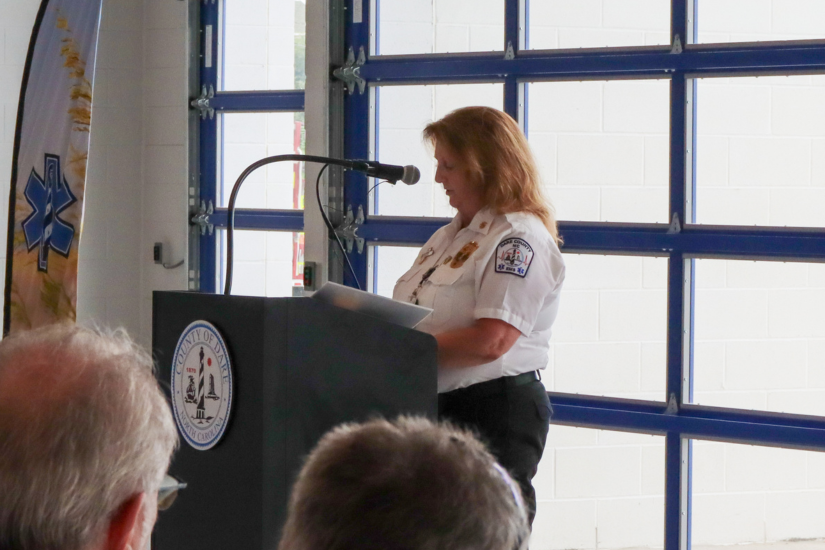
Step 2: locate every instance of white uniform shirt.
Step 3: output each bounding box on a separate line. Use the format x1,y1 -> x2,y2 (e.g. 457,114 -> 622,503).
393,208 -> 565,393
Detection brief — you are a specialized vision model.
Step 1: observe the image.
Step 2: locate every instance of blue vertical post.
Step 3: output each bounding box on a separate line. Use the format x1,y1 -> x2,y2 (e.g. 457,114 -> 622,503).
503,0 -> 521,119
685,3 -> 698,548
665,0 -> 689,548
198,0 -> 220,293
342,0 -> 372,289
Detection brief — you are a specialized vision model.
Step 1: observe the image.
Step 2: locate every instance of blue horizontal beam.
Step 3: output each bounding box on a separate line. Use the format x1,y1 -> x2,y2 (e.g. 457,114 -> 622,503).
210,90 -> 305,112
211,211 -> 825,260
561,223 -> 825,260
549,393 -> 825,451
361,42 -> 825,84
211,208 -> 304,232
358,216 -> 451,245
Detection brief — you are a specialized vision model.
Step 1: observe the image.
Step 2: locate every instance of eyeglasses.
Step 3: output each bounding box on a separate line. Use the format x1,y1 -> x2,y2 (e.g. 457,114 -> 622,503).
158,474 -> 187,511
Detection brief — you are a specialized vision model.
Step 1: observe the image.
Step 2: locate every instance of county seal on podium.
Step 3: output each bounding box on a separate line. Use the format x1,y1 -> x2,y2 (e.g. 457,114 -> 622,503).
171,320 -> 233,450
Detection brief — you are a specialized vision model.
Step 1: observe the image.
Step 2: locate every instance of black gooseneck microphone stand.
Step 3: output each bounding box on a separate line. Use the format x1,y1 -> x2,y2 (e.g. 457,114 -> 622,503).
223,154 -> 370,296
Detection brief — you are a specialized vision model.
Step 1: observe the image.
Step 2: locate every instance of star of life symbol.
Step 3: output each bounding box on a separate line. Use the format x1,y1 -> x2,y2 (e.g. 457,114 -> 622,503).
22,154 -> 77,272
496,237 -> 534,278
171,321 -> 233,451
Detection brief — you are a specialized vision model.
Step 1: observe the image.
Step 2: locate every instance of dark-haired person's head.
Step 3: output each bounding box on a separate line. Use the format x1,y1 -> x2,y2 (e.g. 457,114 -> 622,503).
0,323 -> 178,550
278,416 -> 529,550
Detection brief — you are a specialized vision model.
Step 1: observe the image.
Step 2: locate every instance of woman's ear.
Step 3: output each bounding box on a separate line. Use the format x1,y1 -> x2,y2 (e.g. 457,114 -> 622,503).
104,493 -> 146,550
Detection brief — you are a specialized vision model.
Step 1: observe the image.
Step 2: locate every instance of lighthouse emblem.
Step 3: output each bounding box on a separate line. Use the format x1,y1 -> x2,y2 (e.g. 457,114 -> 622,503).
171,320 -> 233,451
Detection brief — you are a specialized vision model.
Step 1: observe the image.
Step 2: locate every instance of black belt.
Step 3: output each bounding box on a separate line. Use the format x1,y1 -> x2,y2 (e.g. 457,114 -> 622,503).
505,370 -> 540,387
441,371 -> 541,399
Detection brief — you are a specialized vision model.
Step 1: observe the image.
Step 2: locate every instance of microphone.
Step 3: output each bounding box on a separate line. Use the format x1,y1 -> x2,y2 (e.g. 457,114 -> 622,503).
224,153 -> 421,294
351,160 -> 420,185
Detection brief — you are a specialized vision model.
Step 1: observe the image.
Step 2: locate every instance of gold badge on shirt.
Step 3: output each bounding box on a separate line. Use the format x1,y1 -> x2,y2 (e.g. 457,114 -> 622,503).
450,241 -> 479,268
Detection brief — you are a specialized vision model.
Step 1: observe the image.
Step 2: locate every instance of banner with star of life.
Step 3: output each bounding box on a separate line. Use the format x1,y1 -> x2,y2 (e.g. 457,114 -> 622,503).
3,0 -> 102,334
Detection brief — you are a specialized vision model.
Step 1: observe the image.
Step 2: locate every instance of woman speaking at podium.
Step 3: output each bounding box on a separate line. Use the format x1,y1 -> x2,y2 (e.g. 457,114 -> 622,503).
393,106 -> 565,527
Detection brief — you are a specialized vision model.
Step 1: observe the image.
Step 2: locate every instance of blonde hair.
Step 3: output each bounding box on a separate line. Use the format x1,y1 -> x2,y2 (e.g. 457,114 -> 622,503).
423,106 -> 560,244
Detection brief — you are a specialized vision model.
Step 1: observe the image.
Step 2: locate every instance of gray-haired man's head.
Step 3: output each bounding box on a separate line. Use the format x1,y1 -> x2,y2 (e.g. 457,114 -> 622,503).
0,323 -> 178,550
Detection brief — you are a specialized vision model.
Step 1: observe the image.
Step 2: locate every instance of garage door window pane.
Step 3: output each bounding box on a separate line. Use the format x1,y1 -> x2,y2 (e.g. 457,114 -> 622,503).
527,79 -> 670,223
374,83 -> 503,217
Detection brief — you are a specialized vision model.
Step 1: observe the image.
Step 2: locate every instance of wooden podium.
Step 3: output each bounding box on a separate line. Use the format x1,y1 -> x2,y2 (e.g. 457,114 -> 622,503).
151,291 -> 437,550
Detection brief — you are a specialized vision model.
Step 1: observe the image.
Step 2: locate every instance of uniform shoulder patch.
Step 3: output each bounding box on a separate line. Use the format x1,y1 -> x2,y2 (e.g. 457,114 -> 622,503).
495,237 -> 534,277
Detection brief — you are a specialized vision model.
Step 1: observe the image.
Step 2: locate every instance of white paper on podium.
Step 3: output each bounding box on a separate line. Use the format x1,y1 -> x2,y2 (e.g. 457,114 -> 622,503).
311,282 -> 432,329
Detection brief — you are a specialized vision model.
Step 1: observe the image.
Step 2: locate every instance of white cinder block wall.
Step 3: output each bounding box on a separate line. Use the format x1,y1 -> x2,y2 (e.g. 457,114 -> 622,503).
139,0 -> 189,343
77,0 -> 145,338
82,0 -> 189,345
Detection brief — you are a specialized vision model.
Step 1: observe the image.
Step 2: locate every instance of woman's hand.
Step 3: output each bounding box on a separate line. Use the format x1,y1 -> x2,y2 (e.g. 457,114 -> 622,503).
435,318 -> 521,369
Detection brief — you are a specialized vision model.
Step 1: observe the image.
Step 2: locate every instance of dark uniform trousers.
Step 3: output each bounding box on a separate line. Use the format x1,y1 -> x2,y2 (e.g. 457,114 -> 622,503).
438,371 -> 552,527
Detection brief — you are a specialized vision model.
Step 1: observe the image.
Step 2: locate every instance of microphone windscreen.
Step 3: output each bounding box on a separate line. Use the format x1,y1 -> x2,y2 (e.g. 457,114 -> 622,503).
403,165 -> 421,185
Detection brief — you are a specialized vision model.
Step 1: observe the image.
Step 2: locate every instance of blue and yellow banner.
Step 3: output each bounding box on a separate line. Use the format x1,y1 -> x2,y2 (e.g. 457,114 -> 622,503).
4,0 -> 102,334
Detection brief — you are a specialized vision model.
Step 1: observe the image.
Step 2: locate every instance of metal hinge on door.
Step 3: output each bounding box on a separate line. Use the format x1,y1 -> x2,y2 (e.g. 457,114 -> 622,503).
191,200 -> 214,236
335,205 -> 365,254
191,85 -> 215,120
332,46 -> 366,95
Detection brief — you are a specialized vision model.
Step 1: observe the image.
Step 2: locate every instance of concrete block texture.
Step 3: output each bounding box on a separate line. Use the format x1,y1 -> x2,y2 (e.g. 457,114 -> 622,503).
531,500 -> 596,550
378,0 -> 433,23
693,341 -> 725,392
640,342 -> 666,393
529,0 -> 602,28
644,136 -> 669,187
561,253 -> 645,290
692,493 -> 766,545
694,288 -> 769,340
603,0 -> 669,31
695,187 -> 771,225
529,81 -> 603,133
378,22 -> 434,56
529,1 -> 669,48
693,390 -> 768,411
553,342 -> 641,395
599,289 -> 667,342
697,80 -> 771,136
767,390 -> 825,417
376,0 -> 503,54
725,445 -> 807,492
765,491 -> 825,540
435,0 -> 501,25
550,289 -> 599,342
558,134 -> 645,185
692,441 -> 727,493
697,0 -> 771,36
724,340 -> 806,391
773,86 -> 825,137
728,137 -> 810,188
772,0 -> 825,35
598,496 -> 664,548
601,186 -> 668,223
545,186 -> 599,221
770,188 -> 825,227
603,80 -> 669,134
555,445 -> 642,499
769,289 -> 825,338
807,339 -> 825,389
